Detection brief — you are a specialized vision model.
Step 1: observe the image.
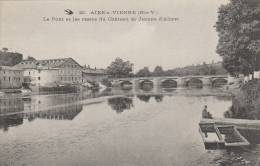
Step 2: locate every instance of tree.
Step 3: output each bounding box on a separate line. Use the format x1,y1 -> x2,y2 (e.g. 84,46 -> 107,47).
215,0 -> 260,78
152,66 -> 164,76
135,67 -> 151,77
106,58 -> 133,78
2,48 -> 8,52
27,56 -> 36,61
0,49 -> 23,66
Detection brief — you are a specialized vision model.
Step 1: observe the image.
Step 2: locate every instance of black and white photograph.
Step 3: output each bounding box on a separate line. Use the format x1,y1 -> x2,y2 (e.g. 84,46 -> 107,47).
0,0 -> 260,166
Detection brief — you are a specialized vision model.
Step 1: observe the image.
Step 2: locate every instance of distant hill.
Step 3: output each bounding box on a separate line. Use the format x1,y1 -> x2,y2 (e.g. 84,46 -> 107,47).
0,51 -> 23,66
164,62 -> 227,76
135,62 -> 228,77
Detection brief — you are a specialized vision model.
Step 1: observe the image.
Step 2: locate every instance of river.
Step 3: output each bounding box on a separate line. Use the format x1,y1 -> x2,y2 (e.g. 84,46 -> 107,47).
0,87 -> 247,166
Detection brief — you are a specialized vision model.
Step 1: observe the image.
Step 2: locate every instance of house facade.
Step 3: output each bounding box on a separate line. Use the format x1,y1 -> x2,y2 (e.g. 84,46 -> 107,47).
0,66 -> 23,89
23,68 -> 59,88
38,58 -> 83,84
16,58 -> 83,87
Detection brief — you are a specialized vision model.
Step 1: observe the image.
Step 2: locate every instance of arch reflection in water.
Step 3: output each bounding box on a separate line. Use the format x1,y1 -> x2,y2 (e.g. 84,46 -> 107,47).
107,97 -> 134,113
137,95 -> 151,102
137,95 -> 163,103
154,95 -> 163,102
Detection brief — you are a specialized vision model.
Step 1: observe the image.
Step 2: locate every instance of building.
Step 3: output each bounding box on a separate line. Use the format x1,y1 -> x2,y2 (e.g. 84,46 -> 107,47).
23,67 -> 59,90
253,54 -> 260,79
16,58 -> 83,86
0,66 -> 23,89
82,66 -> 108,82
38,58 -> 83,84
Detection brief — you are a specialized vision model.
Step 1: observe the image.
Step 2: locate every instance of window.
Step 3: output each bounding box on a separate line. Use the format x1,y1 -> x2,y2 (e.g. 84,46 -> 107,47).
38,77 -> 40,80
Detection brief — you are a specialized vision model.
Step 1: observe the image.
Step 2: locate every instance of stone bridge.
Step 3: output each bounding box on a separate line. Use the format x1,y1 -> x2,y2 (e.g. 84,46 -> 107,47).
112,75 -> 230,89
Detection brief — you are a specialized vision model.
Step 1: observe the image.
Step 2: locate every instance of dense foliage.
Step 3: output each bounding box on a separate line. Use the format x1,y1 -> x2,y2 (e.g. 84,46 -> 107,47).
215,0 -> 260,77
0,49 -> 23,66
135,67 -> 152,77
225,80 -> 260,120
106,58 -> 133,78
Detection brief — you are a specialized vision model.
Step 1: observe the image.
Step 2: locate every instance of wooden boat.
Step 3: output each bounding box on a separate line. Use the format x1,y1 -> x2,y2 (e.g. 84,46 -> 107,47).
199,123 -> 250,149
215,125 -> 250,147
199,123 -> 225,149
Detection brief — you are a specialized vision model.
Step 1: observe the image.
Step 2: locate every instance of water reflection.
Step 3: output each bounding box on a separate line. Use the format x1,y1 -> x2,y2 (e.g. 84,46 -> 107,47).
0,92 -> 109,131
137,95 -> 151,102
0,114 -> 23,132
137,95 -> 163,103
0,87 -> 250,166
160,88 -> 176,93
154,95 -> 163,102
107,97 -> 134,113
23,104 -> 83,121
0,97 -> 24,114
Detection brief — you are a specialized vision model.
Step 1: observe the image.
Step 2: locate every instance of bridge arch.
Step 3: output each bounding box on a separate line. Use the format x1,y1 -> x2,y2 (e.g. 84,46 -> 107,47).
211,78 -> 228,87
186,78 -> 203,88
139,79 -> 154,91
119,80 -> 133,90
160,79 -> 177,88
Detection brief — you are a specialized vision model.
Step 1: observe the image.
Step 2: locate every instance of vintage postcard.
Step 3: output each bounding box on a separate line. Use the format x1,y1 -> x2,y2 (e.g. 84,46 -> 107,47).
0,0 -> 260,166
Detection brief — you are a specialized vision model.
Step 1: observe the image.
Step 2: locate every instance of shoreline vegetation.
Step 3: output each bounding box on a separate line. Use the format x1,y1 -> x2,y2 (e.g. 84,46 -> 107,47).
194,80 -> 260,166
225,80 -> 260,120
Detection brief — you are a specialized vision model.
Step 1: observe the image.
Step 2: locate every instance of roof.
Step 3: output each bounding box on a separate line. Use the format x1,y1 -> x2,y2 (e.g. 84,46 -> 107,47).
15,58 -> 82,69
0,66 -> 23,71
38,58 -> 71,68
14,60 -> 38,69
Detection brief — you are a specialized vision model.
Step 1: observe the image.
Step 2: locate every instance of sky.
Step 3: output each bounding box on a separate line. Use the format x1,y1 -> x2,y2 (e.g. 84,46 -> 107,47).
0,0 -> 228,71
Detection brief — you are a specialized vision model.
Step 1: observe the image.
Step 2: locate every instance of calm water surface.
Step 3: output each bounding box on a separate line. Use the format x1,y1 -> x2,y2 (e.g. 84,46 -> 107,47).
0,87 -> 232,166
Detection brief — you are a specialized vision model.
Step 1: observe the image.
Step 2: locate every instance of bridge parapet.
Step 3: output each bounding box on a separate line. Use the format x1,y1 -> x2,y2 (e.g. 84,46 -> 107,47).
111,75 -> 230,87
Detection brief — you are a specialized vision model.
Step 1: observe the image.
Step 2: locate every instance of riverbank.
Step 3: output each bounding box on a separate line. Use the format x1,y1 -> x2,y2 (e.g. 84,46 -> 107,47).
194,80 -> 260,166
188,145 -> 260,166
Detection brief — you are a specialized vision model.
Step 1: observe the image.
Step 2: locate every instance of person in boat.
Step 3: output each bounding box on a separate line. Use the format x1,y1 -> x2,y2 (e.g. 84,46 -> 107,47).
202,105 -> 213,119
